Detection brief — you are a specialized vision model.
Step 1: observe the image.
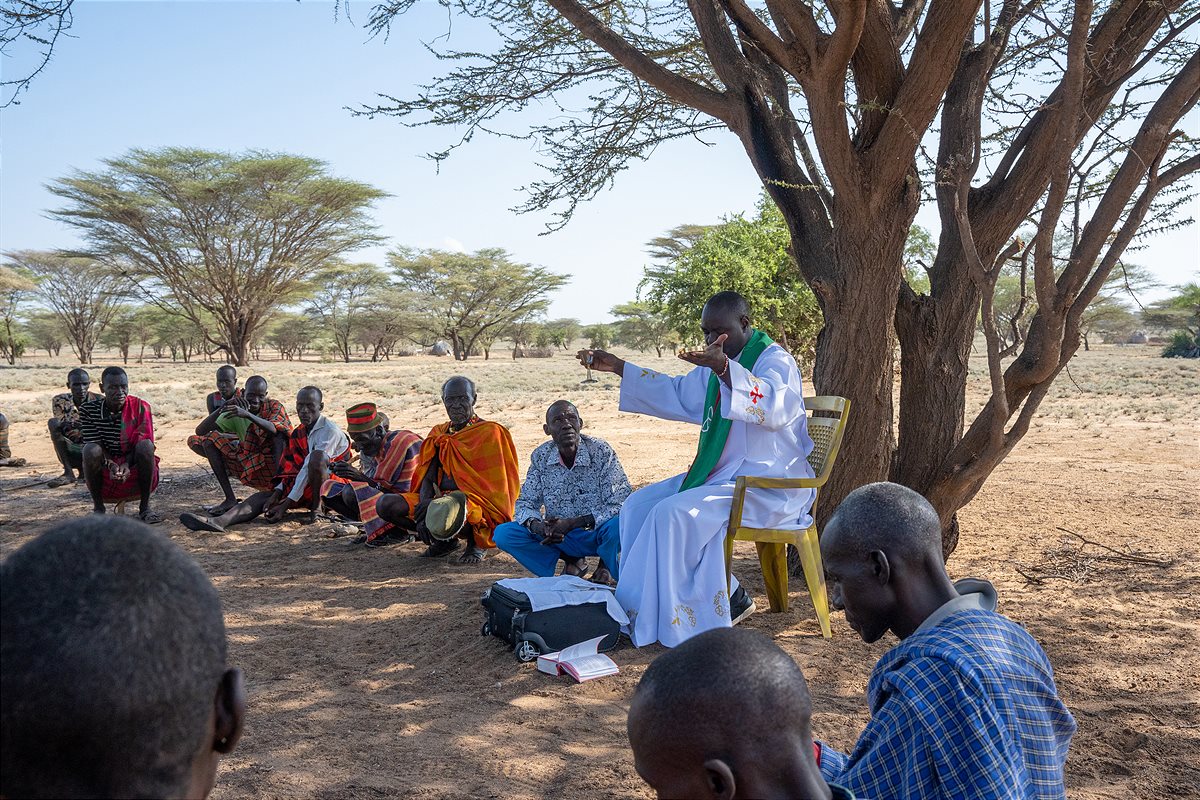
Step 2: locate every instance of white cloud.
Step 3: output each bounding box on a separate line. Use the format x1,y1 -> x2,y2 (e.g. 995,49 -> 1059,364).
443,237 -> 467,253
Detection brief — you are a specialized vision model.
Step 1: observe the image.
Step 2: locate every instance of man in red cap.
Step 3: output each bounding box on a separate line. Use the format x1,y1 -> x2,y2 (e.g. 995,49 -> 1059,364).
322,402 -> 423,547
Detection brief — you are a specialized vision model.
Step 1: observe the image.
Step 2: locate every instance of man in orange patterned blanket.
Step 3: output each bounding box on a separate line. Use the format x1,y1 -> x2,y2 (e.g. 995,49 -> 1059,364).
322,402 -> 423,548
388,376 -> 520,564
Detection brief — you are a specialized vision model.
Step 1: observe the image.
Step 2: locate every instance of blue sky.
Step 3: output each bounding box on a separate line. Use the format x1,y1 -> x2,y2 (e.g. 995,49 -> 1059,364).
1,1 -> 1195,323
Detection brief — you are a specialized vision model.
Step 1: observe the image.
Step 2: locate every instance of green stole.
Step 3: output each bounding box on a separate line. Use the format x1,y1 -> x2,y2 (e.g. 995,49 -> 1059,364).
679,329 -> 773,492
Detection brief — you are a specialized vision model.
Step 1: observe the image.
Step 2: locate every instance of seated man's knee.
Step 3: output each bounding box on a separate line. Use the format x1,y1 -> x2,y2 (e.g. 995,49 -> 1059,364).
492,521 -> 526,550
48,418 -> 61,437
375,494 -> 409,520
134,439 -> 155,459
311,450 -> 329,472
82,443 -> 105,466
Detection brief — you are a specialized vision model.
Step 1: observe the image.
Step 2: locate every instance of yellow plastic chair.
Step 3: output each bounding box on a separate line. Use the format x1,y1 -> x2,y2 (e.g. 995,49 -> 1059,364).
724,396 -> 850,639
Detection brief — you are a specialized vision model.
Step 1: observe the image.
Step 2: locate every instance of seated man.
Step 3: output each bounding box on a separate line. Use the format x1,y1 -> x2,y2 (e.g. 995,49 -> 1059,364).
180,386 -> 350,532
386,375 -> 520,565
188,375 -> 292,515
0,410 -> 25,468
580,291 -> 815,647
1,516 -> 246,800
321,401 -> 422,548
78,366 -> 162,523
46,368 -> 102,487
818,482 -> 1076,800
493,400 -> 630,583
628,627 -> 852,800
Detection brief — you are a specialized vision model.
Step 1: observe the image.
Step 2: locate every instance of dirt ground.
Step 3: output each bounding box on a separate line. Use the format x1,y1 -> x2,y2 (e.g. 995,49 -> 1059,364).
1,346 -> 1197,798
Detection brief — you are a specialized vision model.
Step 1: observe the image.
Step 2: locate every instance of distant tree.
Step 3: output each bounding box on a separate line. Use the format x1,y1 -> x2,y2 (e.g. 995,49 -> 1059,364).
1145,281 -> 1200,357
0,265 -> 34,364
642,195 -> 822,360
146,307 -> 207,363
389,247 -> 569,360
611,301 -> 677,357
355,288 -> 425,361
3,250 -> 126,364
100,306 -> 138,364
645,224 -> 713,264
47,148 -> 386,366
1081,299 -> 1139,349
544,316 -> 580,347
23,310 -> 65,356
584,323 -> 612,350
265,313 -> 319,361
304,262 -> 393,363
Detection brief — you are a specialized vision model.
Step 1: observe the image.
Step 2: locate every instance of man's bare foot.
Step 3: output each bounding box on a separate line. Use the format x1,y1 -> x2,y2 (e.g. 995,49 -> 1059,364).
47,474 -> 76,488
92,506 -> 106,515
204,497 -> 240,516
588,566 -> 614,585
298,510 -> 317,525
179,512 -> 227,533
457,545 -> 486,565
562,557 -> 588,577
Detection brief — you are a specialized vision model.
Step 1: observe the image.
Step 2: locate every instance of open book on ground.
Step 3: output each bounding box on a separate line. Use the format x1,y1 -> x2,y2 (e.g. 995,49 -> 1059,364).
536,635 -> 619,682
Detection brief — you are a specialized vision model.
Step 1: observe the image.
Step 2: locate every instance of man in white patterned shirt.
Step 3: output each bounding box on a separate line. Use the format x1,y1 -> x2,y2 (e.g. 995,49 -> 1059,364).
494,400 -> 631,583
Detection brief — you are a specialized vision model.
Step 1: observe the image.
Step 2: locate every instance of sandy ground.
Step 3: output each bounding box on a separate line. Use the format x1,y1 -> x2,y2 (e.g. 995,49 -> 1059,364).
1,346 -> 1197,798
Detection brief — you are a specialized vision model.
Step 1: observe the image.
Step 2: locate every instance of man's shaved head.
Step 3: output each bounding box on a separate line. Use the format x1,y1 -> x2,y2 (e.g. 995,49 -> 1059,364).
821,482 -> 957,644
824,481 -> 944,564
67,367 -> 89,385
629,627 -> 826,799
703,290 -> 752,319
246,375 -> 269,393
545,399 -> 579,424
1,516 -> 243,798
441,375 -> 476,398
298,385 -> 323,403
216,365 -> 237,379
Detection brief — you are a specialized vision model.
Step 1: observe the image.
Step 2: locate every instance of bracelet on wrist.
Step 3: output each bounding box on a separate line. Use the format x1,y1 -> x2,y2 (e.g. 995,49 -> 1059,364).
716,355 -> 730,378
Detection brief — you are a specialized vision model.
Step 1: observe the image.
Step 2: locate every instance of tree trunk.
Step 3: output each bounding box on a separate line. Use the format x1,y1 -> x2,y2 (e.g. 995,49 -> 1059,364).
809,239 -> 903,531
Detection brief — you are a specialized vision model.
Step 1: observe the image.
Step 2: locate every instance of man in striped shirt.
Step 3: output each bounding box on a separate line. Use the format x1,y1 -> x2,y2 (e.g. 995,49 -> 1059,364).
817,483 -> 1075,799
78,366 -> 162,523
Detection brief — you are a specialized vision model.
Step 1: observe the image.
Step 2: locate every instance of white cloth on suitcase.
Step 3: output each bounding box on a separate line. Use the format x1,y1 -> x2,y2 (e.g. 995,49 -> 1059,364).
496,575 -> 629,625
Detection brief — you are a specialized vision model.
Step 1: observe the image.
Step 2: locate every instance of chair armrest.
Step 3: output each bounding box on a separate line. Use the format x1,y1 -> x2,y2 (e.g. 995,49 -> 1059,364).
738,474 -> 829,491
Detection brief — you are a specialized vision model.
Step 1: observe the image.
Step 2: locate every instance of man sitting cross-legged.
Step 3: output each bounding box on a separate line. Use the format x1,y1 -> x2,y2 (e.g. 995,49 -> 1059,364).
1,515 -> 246,800
817,482 -> 1076,800
46,368 -> 102,487
322,402 -> 423,548
187,375 -> 292,515
78,366 -> 163,523
180,386 -> 351,532
628,627 -> 854,800
386,375 -> 520,565
493,400 -> 630,583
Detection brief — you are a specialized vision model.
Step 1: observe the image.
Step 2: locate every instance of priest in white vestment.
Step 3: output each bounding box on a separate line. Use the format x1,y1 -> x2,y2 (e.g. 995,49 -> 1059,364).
578,291 -> 816,647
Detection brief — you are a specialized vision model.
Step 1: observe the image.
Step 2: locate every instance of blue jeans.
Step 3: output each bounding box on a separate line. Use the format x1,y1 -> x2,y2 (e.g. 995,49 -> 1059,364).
493,517 -> 621,579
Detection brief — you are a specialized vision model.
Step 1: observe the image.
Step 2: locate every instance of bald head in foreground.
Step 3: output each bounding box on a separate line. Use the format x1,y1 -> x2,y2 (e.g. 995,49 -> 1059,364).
817,482 -> 1076,800
1,517 -> 245,799
628,627 -> 852,800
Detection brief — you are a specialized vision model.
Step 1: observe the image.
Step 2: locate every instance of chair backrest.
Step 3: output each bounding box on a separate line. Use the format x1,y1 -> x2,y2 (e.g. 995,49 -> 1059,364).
803,396 -> 850,482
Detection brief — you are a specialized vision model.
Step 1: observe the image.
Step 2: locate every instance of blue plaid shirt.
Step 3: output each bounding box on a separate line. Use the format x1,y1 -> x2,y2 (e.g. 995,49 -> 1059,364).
820,609 -> 1076,799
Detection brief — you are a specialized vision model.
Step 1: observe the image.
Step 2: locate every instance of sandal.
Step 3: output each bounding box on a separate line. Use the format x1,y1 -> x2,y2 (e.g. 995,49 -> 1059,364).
47,474 -> 76,488
457,546 -> 486,565
136,510 -> 165,525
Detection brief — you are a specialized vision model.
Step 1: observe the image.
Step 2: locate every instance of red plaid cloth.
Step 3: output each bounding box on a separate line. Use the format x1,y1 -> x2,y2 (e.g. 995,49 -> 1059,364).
187,398 -> 291,491
100,395 -> 159,502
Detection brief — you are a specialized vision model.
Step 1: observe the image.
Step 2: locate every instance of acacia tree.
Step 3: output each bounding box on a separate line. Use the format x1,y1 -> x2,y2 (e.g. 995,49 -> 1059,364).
3,250 -> 127,364
47,148 -> 387,366
1,0 -> 74,106
0,265 -> 35,364
304,262 -> 393,362
23,310 -> 65,356
362,0 -> 1198,555
389,247 -> 569,360
611,301 -> 678,356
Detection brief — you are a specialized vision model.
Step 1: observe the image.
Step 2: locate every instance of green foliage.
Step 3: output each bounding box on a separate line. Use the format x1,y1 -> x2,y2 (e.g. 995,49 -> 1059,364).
903,225 -> 935,295
1147,280 -> 1200,358
22,310 -> 65,356
47,147 -> 387,364
389,247 -> 568,360
0,265 -> 35,364
641,194 -> 821,361
611,301 -> 677,356
304,262 -> 394,362
583,323 -> 612,350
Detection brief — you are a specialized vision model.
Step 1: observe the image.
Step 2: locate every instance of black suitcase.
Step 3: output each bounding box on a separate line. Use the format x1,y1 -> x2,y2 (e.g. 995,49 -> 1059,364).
481,582 -> 621,662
